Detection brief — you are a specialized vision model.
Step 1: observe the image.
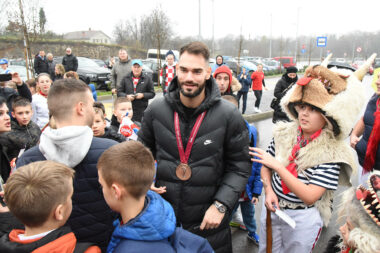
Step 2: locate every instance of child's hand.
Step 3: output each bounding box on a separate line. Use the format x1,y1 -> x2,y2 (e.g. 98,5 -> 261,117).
249,147 -> 283,172
350,134 -> 360,148
264,190 -> 279,212
127,95 -> 135,101
251,197 -> 259,205
150,183 -> 166,194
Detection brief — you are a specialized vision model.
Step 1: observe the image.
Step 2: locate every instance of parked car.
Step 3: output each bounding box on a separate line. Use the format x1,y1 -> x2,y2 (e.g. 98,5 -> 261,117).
373,58 -> 380,69
224,60 -> 240,77
7,65 -> 31,81
273,56 -> 296,68
335,58 -> 346,63
142,59 -> 161,85
352,60 -> 373,75
91,59 -> 108,68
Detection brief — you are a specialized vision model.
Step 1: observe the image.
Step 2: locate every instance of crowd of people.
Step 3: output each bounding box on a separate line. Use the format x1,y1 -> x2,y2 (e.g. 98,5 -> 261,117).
0,41 -> 378,253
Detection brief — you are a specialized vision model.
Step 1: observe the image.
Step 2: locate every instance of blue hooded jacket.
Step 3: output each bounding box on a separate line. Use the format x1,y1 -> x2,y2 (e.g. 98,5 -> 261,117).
245,121 -> 263,199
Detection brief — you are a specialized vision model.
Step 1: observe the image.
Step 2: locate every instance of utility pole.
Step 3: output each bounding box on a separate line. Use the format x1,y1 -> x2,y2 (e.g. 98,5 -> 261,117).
269,13 -> 272,58
18,0 -> 33,78
294,7 -> 300,64
211,0 -> 215,56
198,0 -> 201,39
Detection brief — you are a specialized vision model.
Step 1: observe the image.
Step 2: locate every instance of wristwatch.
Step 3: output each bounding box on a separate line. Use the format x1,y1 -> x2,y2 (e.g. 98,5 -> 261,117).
213,201 -> 227,213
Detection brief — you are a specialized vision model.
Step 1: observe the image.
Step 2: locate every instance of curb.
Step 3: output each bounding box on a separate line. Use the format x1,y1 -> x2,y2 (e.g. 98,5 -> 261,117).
98,95 -> 113,101
244,111 -> 273,122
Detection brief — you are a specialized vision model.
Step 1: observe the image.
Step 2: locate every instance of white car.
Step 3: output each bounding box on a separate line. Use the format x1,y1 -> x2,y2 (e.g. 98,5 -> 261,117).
336,58 -> 346,63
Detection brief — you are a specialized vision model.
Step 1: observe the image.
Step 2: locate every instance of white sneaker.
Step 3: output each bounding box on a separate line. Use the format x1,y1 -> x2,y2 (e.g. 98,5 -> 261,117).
254,107 -> 262,113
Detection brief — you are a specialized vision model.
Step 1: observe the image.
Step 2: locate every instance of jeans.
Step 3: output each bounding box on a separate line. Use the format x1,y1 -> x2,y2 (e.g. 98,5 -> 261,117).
232,201 -> 257,234
237,91 -> 248,114
253,90 -> 262,108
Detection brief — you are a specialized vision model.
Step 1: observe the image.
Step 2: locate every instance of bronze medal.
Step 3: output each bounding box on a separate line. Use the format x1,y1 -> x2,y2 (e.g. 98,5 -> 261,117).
175,163 -> 192,181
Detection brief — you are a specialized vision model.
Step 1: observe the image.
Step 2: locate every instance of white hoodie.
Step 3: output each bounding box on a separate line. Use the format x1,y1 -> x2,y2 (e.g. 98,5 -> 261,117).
39,126 -> 93,168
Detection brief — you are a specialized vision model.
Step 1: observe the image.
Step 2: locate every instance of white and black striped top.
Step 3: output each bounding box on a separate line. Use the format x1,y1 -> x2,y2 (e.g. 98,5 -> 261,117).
267,138 -> 341,204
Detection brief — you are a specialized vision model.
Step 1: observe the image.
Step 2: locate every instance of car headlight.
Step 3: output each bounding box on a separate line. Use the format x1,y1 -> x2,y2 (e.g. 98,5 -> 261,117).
86,74 -> 97,79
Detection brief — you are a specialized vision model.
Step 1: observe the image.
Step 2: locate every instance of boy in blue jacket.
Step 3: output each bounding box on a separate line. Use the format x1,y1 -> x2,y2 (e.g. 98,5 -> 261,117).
97,141 -> 214,253
222,95 -> 263,245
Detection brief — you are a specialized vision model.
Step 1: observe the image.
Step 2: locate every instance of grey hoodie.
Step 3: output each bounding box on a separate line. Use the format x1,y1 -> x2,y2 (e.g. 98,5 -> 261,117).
111,59 -> 132,90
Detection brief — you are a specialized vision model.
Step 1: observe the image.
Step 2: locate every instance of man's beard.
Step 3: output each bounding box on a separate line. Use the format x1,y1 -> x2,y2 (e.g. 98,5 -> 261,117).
179,81 -> 206,98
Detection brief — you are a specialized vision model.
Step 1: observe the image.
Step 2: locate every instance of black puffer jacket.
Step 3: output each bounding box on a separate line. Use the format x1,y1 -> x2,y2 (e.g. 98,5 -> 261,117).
33,55 -> 48,75
0,84 -> 32,113
138,76 -> 251,253
62,54 -> 78,72
0,120 -> 41,160
117,72 -> 155,122
272,74 -> 297,123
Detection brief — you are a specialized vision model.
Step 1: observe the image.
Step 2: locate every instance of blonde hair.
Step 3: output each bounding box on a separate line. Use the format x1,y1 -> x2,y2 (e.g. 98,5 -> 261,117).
55,64 -> 65,75
4,161 -> 75,227
113,97 -> 131,109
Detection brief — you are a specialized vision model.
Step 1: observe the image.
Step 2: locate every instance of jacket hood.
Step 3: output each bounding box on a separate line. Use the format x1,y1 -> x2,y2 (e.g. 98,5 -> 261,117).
107,191 -> 176,251
39,126 -> 93,167
281,73 -> 298,84
231,76 -> 242,92
165,76 -> 221,117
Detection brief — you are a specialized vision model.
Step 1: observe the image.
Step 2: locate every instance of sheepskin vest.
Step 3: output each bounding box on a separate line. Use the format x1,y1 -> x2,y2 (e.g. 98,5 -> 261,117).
273,121 -> 356,226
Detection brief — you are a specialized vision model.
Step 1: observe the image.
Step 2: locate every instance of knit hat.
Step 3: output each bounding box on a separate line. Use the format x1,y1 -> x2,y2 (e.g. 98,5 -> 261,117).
286,66 -> 298,74
213,65 -> 232,85
281,53 -> 377,140
337,172 -> 380,252
165,50 -> 175,59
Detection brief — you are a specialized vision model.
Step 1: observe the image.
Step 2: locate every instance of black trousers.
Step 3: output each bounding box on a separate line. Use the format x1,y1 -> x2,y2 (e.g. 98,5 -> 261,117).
253,90 -> 262,108
237,91 -> 248,114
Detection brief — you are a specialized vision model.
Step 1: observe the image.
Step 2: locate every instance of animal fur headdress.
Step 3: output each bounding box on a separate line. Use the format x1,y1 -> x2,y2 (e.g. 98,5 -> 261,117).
281,53 -> 377,140
338,172 -> 380,253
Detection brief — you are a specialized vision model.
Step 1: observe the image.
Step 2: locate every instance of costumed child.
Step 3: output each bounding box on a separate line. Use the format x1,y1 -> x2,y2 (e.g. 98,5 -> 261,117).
323,172 -> 380,253
222,95 -> 262,245
31,73 -> 51,129
251,54 -> 377,253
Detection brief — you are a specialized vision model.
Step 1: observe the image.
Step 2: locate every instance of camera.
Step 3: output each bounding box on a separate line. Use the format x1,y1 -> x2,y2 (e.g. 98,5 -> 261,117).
0,74 -> 12,82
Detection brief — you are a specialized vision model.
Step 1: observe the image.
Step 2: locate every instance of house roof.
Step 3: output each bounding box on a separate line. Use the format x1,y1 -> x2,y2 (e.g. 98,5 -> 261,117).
64,30 -> 111,40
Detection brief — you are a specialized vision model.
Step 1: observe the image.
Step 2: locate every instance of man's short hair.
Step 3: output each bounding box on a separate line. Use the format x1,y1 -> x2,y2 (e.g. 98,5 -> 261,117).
113,97 -> 131,109
180,41 -> 210,62
97,141 -> 155,199
48,78 -> 90,121
222,95 -> 238,107
25,78 -> 36,89
64,71 -> 79,80
94,107 -> 105,120
12,97 -> 31,110
4,161 -> 75,227
93,101 -> 106,115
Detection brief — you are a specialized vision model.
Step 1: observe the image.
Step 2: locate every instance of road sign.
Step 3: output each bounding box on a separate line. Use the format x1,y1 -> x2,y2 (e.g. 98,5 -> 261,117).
317,37 -> 327,47
356,47 -> 362,53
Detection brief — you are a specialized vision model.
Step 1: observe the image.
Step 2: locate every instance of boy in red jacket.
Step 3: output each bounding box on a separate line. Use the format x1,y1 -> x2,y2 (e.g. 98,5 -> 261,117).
251,64 -> 267,113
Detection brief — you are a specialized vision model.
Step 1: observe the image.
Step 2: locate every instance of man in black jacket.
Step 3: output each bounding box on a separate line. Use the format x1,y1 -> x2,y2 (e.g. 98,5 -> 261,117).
138,42 -> 251,253
33,51 -> 49,75
117,59 -> 155,122
0,72 -> 32,113
16,78 -> 117,251
62,48 -> 78,72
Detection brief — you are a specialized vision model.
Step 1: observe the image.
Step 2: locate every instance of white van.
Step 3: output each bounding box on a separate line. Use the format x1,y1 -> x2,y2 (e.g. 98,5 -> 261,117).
147,49 -> 179,61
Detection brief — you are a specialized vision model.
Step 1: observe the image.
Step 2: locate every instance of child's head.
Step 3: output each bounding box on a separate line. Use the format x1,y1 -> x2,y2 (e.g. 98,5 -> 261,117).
4,161 -> 75,229
294,103 -> 327,136
12,97 -> 33,126
113,97 -> 133,122
26,78 -> 36,95
93,101 -> 106,118
36,73 -> 52,96
63,71 -> 79,80
338,175 -> 380,253
97,141 -> 155,212
92,107 -> 106,137
55,64 -> 65,76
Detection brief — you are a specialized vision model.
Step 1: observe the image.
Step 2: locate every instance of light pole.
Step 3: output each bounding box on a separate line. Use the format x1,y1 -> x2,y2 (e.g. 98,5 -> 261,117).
198,0 -> 201,39
269,13 -> 272,58
294,7 -> 300,63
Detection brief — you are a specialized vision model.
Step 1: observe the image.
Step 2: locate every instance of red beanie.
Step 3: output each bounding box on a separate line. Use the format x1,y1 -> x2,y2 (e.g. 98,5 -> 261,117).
213,65 -> 232,85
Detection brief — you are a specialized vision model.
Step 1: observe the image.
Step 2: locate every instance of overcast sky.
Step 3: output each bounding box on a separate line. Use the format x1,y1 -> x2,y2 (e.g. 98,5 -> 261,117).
43,0 -> 380,40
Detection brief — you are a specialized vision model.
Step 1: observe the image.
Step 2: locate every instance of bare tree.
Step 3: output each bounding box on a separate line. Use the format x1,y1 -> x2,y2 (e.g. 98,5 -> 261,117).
39,7 -> 46,34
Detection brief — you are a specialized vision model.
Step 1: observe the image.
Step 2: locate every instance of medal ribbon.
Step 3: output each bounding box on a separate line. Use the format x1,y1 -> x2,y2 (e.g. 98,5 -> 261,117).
174,111 -> 207,164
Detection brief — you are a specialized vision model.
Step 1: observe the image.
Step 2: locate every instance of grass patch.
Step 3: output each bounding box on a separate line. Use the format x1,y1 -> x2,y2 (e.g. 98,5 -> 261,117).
97,91 -> 112,96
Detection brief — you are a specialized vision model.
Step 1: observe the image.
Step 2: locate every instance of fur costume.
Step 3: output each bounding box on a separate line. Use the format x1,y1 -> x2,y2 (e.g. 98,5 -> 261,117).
335,173 -> 380,253
275,53 -> 377,226
231,76 -> 242,92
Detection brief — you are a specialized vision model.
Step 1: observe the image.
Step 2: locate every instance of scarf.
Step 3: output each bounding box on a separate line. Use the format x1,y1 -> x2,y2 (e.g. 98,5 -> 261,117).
363,97 -> 380,172
39,90 -> 47,97
282,126 -> 322,194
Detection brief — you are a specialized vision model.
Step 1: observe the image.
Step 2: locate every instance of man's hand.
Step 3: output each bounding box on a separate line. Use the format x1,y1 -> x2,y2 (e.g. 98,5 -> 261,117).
127,95 -> 135,101
251,197 -> 259,205
264,87 -> 269,91
11,73 -> 22,86
135,93 -> 144,99
350,134 -> 360,148
112,88 -> 117,94
200,204 -> 225,230
150,183 -> 167,194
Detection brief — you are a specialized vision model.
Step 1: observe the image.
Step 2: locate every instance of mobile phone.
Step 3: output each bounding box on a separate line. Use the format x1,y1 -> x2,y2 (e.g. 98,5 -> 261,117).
0,73 -> 12,82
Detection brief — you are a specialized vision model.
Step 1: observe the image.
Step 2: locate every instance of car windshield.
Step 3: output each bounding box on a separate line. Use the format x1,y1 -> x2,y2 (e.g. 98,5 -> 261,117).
279,59 -> 290,64
78,57 -> 100,68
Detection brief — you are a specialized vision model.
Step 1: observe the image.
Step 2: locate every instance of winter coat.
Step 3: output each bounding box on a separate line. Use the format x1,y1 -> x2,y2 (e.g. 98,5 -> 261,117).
33,55 -> 49,75
62,54 -> 78,72
0,226 -> 100,253
117,72 -> 155,122
16,134 -> 118,251
356,94 -> 380,170
107,190 -> 213,253
245,121 -> 263,199
111,59 -> 132,90
138,76 -> 251,253
101,127 -> 125,143
237,73 -> 251,93
0,120 -> 41,160
31,94 -> 49,129
0,142 -> 11,183
0,83 -> 32,113
47,60 -> 56,80
272,74 -> 298,123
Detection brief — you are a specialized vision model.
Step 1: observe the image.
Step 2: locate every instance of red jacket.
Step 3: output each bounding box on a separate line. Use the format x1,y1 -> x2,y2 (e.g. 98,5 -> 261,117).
251,71 -> 265,90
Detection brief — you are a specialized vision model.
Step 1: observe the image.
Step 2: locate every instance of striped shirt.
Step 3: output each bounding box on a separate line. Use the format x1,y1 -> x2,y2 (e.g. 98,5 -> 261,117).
267,138 -> 341,204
